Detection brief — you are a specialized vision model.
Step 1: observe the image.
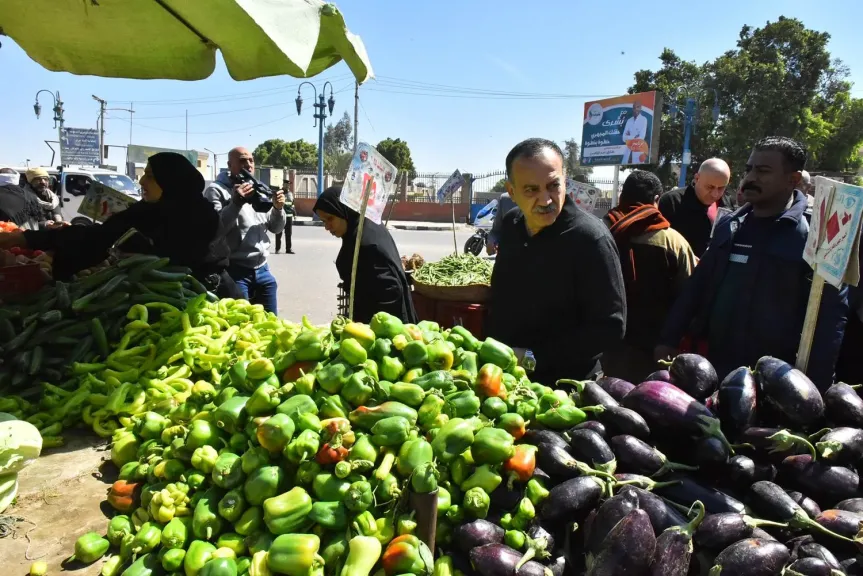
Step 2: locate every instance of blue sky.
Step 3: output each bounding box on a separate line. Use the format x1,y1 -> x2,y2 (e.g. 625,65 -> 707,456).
1,0 -> 862,178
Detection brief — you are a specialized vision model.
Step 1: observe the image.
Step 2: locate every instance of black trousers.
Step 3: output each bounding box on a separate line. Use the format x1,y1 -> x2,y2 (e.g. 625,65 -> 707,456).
275,218 -> 293,252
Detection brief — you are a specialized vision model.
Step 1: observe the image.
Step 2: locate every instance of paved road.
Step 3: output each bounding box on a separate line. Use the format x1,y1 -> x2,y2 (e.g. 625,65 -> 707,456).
269,226 -> 476,324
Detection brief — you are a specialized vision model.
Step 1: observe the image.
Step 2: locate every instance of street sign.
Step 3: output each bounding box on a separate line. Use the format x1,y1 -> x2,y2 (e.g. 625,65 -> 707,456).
803,176 -> 863,288
60,127 -> 100,166
127,145 -> 198,166
436,170 -> 463,204
341,142 -> 398,225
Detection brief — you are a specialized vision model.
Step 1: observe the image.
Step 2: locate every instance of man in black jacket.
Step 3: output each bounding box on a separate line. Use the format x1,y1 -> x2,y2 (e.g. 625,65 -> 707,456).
658,158 -> 733,255
486,138 -> 626,384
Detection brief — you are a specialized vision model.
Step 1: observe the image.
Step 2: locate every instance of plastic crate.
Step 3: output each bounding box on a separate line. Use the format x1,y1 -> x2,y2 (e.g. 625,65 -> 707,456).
411,290 -> 437,323
0,264 -> 45,297
434,301 -> 488,340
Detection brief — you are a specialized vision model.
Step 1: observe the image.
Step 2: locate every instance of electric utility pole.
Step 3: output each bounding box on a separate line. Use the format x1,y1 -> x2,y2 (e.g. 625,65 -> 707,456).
92,95 -> 107,165
353,82 -> 359,154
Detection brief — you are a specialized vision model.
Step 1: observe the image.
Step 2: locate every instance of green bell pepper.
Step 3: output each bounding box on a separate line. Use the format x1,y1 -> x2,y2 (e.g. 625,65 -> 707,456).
402,367 -> 424,383
344,480 -> 374,513
426,340 -> 454,371
381,534 -> 434,576
293,320 -> 334,362
200,557 -> 238,576
309,500 -> 349,530
162,516 -> 190,549
241,446 -> 271,474
402,341 -> 428,369
193,489 -> 224,541
229,361 -> 250,392
312,473 -> 351,502
123,553 -> 160,576
371,312 -> 405,340
381,356 -> 406,383
276,394 -> 318,422
296,412 -> 322,433
342,322 -> 376,349
497,413 -> 527,440
234,506 -> 263,537
341,372 -> 376,407
361,359 -> 379,381
459,465 -> 502,493
478,338 -> 515,370
318,394 -> 349,419
214,396 -> 250,435
212,452 -> 245,489
247,358 -> 275,381
70,531 -> 110,564
111,430 -> 140,468
396,438 -> 434,477
340,338 -> 368,366
244,466 -> 285,506
218,489 -> 247,523
370,338 -> 393,361
481,397 -> 508,420
284,429 -> 321,464
349,434 -> 379,464
217,532 -> 248,557
449,454 -> 474,486
471,427 -> 515,465
315,360 -> 353,395
535,397 -> 586,429
397,513 -> 417,536
431,418 -> 474,463
418,320 -> 440,333
412,371 -> 456,394
525,478 -> 549,506
131,522 -> 162,556
463,487 -> 490,519
186,419 -> 222,451
505,530 -> 526,550
295,461 -> 322,486
417,394 -> 445,430
236,556 -> 251,576
267,534 -> 324,576
370,416 -> 411,447
107,515 -> 134,547
246,531 -> 275,556
256,413 -> 296,453
321,533 -> 349,570
246,383 -> 281,417
511,497 -> 536,531
450,326 -> 480,352
349,402 -> 418,430
135,411 -> 170,441
444,391 -> 481,418
342,535 -> 383,576
411,461 -> 439,494
389,382 -> 425,407
263,487 -> 313,535
161,548 -> 187,573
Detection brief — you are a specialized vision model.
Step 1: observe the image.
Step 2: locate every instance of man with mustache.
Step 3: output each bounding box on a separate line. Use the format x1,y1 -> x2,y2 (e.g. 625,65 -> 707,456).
656,136 -> 848,389
486,138 -> 626,383
658,158 -> 733,256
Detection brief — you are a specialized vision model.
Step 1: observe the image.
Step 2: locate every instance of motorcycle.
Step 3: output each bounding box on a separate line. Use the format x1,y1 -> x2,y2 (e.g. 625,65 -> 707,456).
463,199 -> 497,256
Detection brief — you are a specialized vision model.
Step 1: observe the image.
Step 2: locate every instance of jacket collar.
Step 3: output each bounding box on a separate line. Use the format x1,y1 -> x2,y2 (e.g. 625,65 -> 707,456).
216,171 -> 233,188
730,189 -> 808,225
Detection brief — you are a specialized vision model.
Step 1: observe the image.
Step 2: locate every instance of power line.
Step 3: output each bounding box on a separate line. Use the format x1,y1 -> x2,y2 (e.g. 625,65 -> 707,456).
106,113 -> 296,135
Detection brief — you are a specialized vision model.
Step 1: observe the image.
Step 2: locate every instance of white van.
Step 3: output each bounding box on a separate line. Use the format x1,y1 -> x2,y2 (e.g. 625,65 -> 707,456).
47,167 -> 140,225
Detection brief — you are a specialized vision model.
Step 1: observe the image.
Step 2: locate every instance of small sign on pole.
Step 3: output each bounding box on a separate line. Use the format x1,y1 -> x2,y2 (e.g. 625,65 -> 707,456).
60,127 -> 100,166
78,182 -> 138,222
566,178 -> 601,213
341,142 -> 398,225
436,170 -> 464,254
796,176 -> 863,373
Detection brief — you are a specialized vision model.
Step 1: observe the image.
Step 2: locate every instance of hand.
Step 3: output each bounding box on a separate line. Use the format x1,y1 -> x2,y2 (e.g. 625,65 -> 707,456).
0,231 -> 27,250
46,221 -> 69,229
654,345 -> 678,363
233,183 -> 254,205
485,242 -> 497,256
272,190 -> 286,211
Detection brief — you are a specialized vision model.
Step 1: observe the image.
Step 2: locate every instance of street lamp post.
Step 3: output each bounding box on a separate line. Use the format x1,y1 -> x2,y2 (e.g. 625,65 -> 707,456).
296,81 -> 335,197
669,88 -> 720,188
204,148 -> 219,181
34,90 -> 65,166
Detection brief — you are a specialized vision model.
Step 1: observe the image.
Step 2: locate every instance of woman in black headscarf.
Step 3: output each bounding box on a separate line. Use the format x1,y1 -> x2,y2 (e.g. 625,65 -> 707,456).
0,168 -> 45,229
0,153 -> 241,297
314,187 -> 417,324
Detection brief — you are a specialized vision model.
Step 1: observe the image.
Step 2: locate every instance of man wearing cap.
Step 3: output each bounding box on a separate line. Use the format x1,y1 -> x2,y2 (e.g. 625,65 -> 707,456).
24,168 -> 63,227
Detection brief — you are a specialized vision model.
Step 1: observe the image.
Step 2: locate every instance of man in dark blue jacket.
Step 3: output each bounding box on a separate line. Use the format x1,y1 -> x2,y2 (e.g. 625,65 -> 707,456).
656,136 -> 847,390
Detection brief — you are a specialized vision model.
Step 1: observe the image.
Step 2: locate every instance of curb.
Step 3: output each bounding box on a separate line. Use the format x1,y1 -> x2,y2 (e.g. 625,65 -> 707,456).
293,220 -> 323,227
294,220 -> 466,232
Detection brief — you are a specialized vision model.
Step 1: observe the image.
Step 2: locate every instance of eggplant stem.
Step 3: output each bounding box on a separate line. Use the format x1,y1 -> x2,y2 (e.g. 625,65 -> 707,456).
807,428 -> 832,442
657,359 -> 673,368
681,500 -> 706,535
708,566 -> 722,576
697,415 -> 735,455
815,440 -> 841,460
579,405 -> 605,415
614,477 -> 681,491
767,430 -> 817,460
730,442 -> 755,450
797,515 -> 855,543
555,379 -> 588,394
743,516 -> 788,529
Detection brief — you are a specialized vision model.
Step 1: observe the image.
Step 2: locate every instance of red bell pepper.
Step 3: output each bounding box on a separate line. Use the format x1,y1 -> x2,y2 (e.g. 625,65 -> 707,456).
502,444 -> 537,489
476,364 -> 506,400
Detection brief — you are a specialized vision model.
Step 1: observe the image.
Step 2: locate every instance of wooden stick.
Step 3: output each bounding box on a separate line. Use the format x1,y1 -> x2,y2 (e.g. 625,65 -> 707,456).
451,192 -> 458,255
796,272 -> 825,374
348,177 -> 374,321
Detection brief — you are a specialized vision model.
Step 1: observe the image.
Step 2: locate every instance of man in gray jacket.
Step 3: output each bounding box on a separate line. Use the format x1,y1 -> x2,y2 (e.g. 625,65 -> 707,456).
204,147 -> 285,313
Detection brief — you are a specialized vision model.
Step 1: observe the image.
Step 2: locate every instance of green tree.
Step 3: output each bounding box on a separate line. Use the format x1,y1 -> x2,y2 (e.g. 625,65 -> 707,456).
490,178 -> 507,193
630,17 -> 863,185
323,111 -> 354,175
376,138 -> 416,175
253,139 -> 318,169
562,139 -> 593,181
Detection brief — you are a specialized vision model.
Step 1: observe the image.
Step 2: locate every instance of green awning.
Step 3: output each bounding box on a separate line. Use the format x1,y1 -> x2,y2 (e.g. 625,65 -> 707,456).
0,0 -> 373,83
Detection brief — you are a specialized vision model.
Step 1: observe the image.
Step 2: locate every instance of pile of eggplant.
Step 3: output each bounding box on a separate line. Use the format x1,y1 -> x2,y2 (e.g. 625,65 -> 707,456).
446,355 -> 863,576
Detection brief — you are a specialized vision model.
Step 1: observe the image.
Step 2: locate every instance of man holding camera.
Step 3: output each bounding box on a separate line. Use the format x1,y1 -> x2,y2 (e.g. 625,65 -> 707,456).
204,147 -> 285,313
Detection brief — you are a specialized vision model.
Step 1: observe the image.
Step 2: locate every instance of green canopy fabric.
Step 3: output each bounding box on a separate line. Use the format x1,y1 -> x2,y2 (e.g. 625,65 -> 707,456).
0,0 -> 373,83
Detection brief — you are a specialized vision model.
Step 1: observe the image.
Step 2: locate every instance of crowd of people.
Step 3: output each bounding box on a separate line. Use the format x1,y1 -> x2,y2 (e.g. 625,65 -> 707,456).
0,135 -> 859,391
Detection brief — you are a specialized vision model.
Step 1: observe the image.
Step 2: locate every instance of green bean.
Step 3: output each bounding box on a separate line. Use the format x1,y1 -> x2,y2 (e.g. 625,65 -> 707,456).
412,254 -> 493,286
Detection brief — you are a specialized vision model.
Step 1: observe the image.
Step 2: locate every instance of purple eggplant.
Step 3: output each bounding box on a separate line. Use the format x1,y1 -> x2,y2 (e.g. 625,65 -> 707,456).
536,442 -> 616,482
824,383 -> 863,428
695,436 -> 731,467
526,524 -> 555,554
779,454 -> 861,507
709,538 -> 790,575
649,501 -> 706,576
798,542 -> 842,570
581,404 -> 651,439
469,544 -> 550,576
523,429 -> 571,452
660,353 -> 719,400
611,434 -> 697,477
656,476 -> 746,515
693,512 -> 788,552
645,369 -> 671,383
754,356 -> 825,428
595,376 -> 635,402
573,420 -> 608,439
836,497 -> 863,513
747,480 -> 854,543
749,527 -> 777,541
724,455 -> 776,491
531,467 -> 552,483
621,380 -> 733,454
454,519 -> 505,554
618,485 -> 689,534
614,473 -> 680,492
788,491 -> 823,520
546,556 -> 566,576
716,366 -> 758,440
815,427 -> 863,465
739,427 -> 817,460
814,508 -> 863,540
585,489 -> 640,558
540,476 -> 604,523
785,557 -> 835,576
566,429 -> 616,474
586,509 -> 656,576
567,380 -> 618,409
490,483 -> 523,511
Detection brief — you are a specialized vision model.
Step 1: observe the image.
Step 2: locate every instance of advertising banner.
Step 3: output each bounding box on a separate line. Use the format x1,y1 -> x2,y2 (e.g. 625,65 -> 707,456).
341,142 -> 398,225
127,145 -> 198,166
436,170 -> 463,204
580,91 -> 662,167
60,127 -> 100,166
566,178 -> 601,213
78,181 -> 138,223
804,176 -> 863,288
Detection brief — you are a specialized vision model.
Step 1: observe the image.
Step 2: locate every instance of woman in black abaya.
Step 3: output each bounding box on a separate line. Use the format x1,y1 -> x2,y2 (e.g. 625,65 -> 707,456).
0,153 -> 242,298
314,187 -> 417,324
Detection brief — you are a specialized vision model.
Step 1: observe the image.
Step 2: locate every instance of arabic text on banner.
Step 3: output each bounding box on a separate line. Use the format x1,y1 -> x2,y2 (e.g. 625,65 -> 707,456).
804,176 -> 863,288
437,170 -> 463,204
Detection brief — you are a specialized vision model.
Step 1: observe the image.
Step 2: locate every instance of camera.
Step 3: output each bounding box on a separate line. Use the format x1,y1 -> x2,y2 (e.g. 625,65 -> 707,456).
232,169 -> 274,213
